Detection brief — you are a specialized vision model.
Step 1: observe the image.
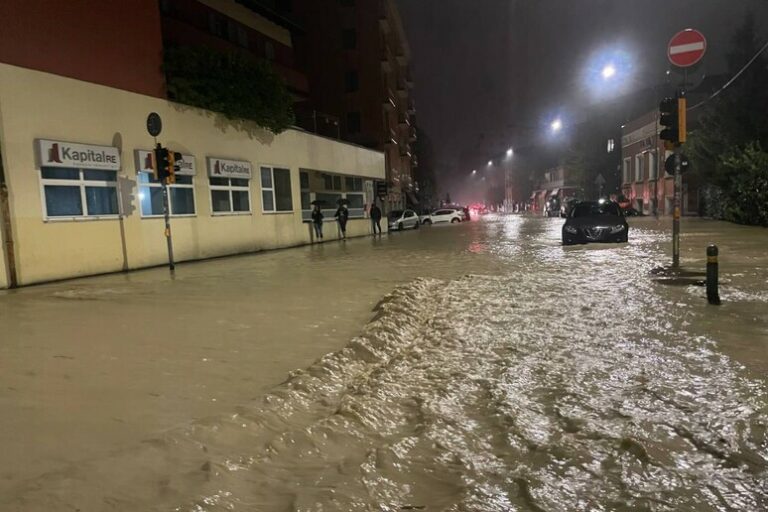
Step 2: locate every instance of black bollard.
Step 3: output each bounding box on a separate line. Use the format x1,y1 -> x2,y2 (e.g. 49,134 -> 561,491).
706,244 -> 721,305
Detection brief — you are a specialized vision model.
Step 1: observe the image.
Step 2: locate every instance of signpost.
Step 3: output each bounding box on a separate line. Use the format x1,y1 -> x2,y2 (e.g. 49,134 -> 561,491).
146,112 -> 175,271
665,29 -> 706,268
667,29 -> 707,68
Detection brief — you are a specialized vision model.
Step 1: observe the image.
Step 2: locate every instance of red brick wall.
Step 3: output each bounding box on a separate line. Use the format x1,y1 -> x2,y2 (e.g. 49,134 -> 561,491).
0,0 -> 165,98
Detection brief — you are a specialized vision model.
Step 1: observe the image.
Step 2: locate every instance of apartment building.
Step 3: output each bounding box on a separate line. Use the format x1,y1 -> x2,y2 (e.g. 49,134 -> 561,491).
292,0 -> 417,210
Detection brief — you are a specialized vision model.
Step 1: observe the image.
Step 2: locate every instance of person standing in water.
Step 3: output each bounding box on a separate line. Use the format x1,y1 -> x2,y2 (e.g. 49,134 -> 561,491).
369,200 -> 382,235
335,203 -> 349,239
311,204 -> 324,239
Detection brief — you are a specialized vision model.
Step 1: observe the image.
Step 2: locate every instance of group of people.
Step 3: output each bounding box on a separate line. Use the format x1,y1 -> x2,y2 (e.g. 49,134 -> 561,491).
310,201 -> 383,240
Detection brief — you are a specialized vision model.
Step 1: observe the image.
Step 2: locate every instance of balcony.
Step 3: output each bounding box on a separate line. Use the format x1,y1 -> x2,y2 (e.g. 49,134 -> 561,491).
396,52 -> 407,66
379,1 -> 390,33
398,113 -> 410,127
409,126 -> 417,142
407,100 -> 416,114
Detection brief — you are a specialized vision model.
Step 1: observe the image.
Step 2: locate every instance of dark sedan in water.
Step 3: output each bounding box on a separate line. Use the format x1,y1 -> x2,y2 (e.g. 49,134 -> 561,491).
562,201 -> 629,245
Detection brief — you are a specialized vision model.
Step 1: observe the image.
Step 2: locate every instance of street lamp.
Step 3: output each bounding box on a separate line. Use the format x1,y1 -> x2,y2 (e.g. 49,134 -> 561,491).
601,64 -> 616,79
506,147 -> 514,157
487,160 -> 493,167
472,169 -> 477,175
551,118 -> 562,133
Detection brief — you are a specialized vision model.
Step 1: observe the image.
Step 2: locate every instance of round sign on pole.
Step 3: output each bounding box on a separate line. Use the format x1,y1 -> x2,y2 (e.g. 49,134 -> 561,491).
147,112 -> 162,137
665,154 -> 691,174
668,29 -> 707,68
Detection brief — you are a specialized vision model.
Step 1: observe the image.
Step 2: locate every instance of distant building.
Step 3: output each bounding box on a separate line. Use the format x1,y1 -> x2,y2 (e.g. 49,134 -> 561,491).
530,166 -> 579,214
620,111 -> 699,215
291,0 -> 416,210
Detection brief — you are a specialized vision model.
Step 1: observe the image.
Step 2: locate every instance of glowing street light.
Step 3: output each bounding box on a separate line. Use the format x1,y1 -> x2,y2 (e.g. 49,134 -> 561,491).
487,160 -> 493,166
472,169 -> 477,175
506,147 -> 514,157
601,64 -> 616,79
551,118 -> 563,133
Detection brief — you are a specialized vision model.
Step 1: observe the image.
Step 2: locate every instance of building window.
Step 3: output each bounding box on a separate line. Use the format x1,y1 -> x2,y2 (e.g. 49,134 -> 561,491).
208,12 -> 227,38
40,167 -> 118,219
333,175 -> 342,190
260,166 -> 293,212
345,176 -> 363,191
347,112 -> 361,134
300,171 -> 311,220
139,173 -> 196,217
236,26 -> 249,48
342,29 -> 357,49
346,192 -> 365,217
606,138 -> 615,153
648,151 -> 658,180
345,70 -> 359,93
264,40 -> 275,60
622,158 -> 631,185
209,177 -> 250,214
635,154 -> 644,182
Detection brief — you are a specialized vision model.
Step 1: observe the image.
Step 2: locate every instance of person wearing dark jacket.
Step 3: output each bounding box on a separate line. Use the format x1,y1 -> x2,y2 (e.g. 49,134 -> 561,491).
335,204 -> 349,239
311,205 -> 324,239
369,201 -> 382,235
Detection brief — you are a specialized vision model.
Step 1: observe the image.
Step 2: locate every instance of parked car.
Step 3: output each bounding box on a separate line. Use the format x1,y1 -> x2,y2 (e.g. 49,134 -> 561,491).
388,209 -> 420,230
419,208 -> 433,225
562,200 -> 629,245
424,208 -> 463,225
462,207 -> 471,221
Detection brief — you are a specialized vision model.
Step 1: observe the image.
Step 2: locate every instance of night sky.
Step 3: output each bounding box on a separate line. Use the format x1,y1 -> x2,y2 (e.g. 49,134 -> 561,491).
397,0 -> 768,201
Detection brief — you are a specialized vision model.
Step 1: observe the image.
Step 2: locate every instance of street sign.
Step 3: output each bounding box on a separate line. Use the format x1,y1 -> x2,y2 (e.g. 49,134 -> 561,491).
668,29 -> 706,68
594,174 -> 606,186
375,181 -> 388,197
665,154 -> 690,174
147,112 -> 162,137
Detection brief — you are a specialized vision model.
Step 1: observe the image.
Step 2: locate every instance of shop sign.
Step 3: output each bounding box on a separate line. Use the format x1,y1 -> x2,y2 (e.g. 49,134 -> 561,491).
37,139 -> 120,170
207,157 -> 252,179
135,150 -> 196,176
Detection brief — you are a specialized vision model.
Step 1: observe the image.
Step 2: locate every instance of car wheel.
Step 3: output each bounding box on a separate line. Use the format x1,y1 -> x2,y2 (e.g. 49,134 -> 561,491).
398,222 -> 404,231
451,218 -> 459,223
413,220 -> 420,229
424,219 -> 432,225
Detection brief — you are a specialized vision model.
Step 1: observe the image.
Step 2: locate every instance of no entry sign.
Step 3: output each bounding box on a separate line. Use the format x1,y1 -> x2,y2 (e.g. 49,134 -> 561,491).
668,29 -> 707,68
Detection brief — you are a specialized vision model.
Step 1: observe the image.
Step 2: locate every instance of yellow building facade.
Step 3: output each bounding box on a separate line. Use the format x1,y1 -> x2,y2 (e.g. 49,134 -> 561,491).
0,64 -> 386,288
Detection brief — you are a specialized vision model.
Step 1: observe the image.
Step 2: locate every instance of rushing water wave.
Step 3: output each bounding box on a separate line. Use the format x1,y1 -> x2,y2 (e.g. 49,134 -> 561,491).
5,263 -> 767,511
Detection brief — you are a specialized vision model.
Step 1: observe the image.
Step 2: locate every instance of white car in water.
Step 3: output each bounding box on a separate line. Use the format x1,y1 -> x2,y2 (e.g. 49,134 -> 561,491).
423,208 -> 463,225
388,209 -> 420,230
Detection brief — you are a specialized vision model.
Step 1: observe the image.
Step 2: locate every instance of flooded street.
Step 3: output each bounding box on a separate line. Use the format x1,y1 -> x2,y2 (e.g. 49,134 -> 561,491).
1,215 -> 767,511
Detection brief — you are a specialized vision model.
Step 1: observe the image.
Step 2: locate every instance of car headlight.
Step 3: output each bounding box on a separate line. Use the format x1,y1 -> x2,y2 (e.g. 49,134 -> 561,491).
564,225 -> 578,234
610,225 -> 626,234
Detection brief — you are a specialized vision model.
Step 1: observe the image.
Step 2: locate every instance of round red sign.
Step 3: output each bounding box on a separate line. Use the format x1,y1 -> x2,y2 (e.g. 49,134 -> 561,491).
668,29 -> 707,68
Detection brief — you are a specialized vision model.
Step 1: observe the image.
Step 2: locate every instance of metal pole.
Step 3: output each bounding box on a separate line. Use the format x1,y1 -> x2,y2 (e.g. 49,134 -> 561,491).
161,181 -> 175,271
672,150 -> 681,267
706,244 -> 721,305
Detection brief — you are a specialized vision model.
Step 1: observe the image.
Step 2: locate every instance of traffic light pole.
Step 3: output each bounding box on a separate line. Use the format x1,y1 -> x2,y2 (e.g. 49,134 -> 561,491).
161,180 -> 175,271
672,150 -> 681,268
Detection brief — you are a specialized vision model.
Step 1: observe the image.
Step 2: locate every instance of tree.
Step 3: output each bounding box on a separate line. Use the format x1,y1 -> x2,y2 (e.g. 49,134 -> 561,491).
164,46 -> 295,134
689,16 -> 768,224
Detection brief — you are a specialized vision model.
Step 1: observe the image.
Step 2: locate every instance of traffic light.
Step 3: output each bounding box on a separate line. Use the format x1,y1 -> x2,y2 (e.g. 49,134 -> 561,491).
166,151 -> 182,184
154,146 -> 170,182
659,93 -> 687,147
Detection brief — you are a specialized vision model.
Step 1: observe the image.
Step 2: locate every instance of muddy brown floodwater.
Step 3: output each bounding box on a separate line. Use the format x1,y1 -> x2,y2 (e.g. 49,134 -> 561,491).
0,216 -> 766,511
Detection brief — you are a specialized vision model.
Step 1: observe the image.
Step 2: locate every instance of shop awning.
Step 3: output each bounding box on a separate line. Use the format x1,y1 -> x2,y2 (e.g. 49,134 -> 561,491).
550,188 -> 560,197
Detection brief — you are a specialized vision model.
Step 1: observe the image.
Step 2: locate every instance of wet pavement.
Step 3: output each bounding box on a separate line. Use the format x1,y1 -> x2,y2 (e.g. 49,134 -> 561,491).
0,215 -> 766,510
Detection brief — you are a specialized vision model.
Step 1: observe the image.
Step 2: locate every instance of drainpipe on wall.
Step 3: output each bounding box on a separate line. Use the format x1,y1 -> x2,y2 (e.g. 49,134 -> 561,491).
0,149 -> 18,288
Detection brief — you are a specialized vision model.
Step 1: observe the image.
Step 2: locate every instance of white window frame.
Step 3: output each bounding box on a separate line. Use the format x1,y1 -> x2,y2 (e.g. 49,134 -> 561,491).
259,165 -> 294,213
138,174 -> 197,218
209,177 -> 251,215
635,154 -> 644,182
648,150 -> 658,180
345,191 -> 366,218
39,167 -> 120,221
622,158 -> 631,185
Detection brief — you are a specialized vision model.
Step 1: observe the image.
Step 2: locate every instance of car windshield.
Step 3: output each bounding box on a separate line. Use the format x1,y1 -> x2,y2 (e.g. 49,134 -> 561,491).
571,202 -> 622,218
388,210 -> 404,219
